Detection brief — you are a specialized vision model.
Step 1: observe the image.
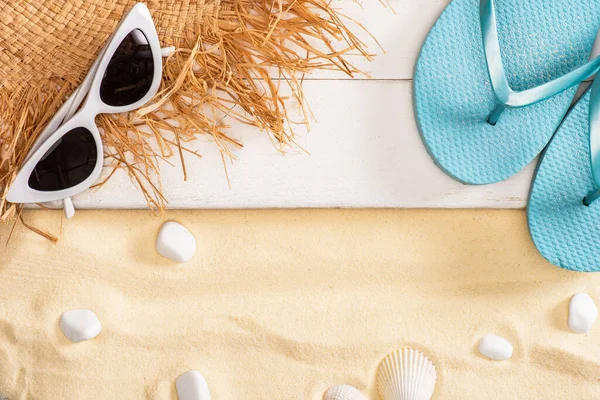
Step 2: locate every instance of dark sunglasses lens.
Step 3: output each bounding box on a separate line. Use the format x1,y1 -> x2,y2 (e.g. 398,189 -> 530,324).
28,127 -> 97,192
100,30 -> 155,107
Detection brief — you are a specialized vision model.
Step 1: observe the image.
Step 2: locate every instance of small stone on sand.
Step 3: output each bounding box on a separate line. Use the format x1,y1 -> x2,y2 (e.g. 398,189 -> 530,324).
478,334 -> 512,361
59,309 -> 101,343
176,370 -> 211,400
156,221 -> 197,263
568,293 -> 598,334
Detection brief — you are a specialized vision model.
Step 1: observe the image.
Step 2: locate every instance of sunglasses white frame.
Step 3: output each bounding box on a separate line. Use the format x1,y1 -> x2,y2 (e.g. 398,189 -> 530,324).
6,3 -> 162,217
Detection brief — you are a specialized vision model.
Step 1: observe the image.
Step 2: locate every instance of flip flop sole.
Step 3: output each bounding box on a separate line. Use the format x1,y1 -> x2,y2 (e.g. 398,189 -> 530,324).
528,90 -> 600,272
414,0 -> 599,184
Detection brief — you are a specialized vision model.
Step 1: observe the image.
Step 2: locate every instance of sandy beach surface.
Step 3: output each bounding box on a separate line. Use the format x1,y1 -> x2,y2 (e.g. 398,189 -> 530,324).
0,209 -> 599,399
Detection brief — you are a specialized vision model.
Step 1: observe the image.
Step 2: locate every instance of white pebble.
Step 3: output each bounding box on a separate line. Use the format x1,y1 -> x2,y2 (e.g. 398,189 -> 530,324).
59,309 -> 101,343
323,384 -> 366,400
156,221 -> 197,263
478,334 -> 512,361
176,370 -> 211,400
568,293 -> 598,334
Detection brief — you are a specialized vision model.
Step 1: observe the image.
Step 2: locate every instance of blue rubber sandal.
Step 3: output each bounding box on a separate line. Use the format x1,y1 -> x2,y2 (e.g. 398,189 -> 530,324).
528,75 -> 600,272
414,0 -> 600,184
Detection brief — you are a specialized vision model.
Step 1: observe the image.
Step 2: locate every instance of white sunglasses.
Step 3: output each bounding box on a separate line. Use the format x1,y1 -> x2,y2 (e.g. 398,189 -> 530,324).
6,3 -> 162,219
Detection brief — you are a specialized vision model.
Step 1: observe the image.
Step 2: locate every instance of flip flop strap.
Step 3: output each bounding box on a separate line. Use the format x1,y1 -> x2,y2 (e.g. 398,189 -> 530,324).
588,75 -> 600,190
480,0 -> 600,108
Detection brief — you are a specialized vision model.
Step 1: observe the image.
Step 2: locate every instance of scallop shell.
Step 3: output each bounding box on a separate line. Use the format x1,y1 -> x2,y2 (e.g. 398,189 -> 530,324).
323,384 -> 367,400
376,348 -> 437,400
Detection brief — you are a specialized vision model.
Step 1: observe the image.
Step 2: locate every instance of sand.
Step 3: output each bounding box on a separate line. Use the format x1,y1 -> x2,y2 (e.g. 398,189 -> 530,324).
0,209 -> 599,399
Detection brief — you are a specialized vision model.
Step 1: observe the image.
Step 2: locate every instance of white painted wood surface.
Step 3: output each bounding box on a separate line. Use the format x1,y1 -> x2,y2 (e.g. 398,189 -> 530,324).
71,0 -> 536,209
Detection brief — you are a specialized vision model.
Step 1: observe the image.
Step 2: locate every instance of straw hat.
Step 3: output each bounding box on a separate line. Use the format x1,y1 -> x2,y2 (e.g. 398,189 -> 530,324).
0,0 -> 373,222
1,1 -> 205,92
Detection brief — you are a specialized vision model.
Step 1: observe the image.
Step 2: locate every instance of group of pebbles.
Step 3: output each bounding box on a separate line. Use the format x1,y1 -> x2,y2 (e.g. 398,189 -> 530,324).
477,292 -> 598,362
58,221 -> 203,399
56,220 -> 599,399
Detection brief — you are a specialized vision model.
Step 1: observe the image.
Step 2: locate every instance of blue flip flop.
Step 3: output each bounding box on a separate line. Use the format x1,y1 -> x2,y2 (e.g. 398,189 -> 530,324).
528,75 -> 600,272
414,0 -> 600,184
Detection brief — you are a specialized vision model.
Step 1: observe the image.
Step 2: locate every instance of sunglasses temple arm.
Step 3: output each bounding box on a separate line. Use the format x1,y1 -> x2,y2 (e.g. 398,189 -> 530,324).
29,56 -> 102,220
30,48 -> 106,159
63,49 -> 106,121
30,49 -> 104,218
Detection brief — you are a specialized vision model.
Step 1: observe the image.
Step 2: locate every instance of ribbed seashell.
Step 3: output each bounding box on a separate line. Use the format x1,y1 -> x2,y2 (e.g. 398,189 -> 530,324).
376,348 -> 437,400
323,384 -> 367,400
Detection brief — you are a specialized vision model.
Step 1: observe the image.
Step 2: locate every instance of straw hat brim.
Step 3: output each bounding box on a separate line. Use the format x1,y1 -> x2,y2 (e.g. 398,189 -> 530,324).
1,0 -> 220,92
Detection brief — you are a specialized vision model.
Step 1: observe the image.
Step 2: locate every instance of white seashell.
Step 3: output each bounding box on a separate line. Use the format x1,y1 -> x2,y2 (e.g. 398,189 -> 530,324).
376,348 -> 437,400
568,293 -> 598,334
156,221 -> 197,263
323,384 -> 366,400
478,334 -> 512,361
176,370 -> 211,400
59,309 -> 101,343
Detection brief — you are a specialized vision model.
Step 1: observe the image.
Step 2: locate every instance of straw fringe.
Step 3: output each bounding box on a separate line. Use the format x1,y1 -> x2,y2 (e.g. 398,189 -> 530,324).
0,0 -> 380,227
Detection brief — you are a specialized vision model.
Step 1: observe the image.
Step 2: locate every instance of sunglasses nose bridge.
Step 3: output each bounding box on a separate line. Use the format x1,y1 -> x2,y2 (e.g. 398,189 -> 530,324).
79,91 -> 112,122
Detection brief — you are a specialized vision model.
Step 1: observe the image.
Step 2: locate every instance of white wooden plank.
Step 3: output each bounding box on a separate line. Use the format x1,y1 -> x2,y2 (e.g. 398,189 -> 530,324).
30,2 -> 540,211
68,80 -> 533,209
